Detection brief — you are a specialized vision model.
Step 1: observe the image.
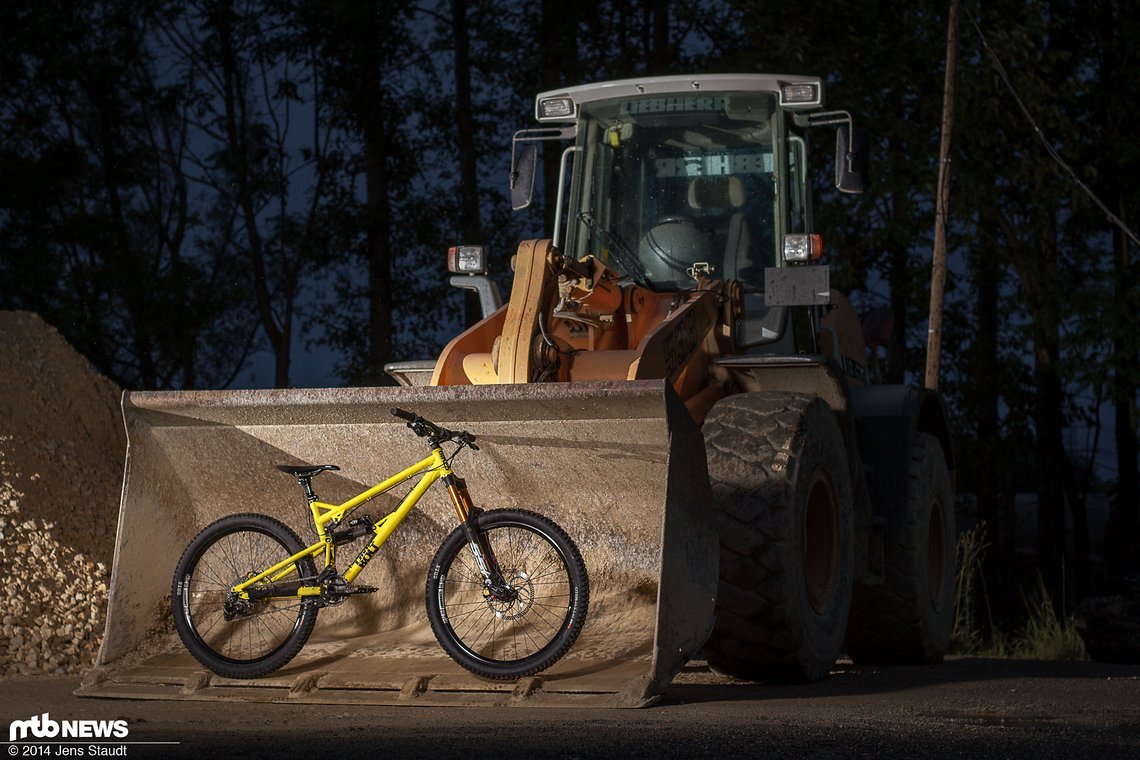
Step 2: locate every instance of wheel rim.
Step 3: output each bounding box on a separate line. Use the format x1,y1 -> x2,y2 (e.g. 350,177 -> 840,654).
803,467 -> 839,614
439,522 -> 573,665
184,529 -> 306,665
927,497 -> 947,609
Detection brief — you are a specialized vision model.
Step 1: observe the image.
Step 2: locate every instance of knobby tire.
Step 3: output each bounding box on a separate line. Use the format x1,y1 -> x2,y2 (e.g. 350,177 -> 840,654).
171,513 -> 318,679
426,509 -> 589,680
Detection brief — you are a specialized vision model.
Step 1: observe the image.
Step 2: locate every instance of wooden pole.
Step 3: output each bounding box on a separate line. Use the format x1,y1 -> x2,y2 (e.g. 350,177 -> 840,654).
925,0 -> 960,391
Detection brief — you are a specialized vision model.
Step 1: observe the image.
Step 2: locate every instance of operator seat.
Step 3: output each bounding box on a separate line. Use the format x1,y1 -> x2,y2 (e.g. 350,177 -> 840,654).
687,176 -> 751,281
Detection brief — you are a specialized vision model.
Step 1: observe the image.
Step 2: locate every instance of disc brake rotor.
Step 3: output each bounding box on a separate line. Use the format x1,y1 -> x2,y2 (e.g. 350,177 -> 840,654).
484,570 -> 534,620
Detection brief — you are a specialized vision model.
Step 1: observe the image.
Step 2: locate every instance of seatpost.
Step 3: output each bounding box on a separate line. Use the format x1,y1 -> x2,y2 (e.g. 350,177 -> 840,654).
297,476 -> 317,503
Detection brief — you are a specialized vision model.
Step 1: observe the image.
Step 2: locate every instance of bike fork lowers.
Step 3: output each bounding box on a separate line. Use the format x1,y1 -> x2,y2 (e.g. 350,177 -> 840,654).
444,474 -> 505,587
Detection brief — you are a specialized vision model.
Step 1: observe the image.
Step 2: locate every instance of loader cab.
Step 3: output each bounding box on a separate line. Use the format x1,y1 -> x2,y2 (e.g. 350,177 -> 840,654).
519,75 -> 829,295
564,92 -> 783,291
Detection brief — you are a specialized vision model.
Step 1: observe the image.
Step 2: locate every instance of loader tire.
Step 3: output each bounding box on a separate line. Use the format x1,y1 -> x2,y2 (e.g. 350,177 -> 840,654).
426,509 -> 589,680
845,432 -> 955,664
703,393 -> 854,683
172,513 -> 319,679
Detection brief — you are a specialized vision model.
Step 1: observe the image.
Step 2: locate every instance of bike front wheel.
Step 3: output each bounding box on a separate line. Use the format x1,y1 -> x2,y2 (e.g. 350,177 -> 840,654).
171,513 -> 319,679
426,509 -> 589,680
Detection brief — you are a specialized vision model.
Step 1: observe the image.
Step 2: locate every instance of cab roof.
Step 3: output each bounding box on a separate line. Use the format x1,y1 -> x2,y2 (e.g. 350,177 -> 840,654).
534,74 -> 825,122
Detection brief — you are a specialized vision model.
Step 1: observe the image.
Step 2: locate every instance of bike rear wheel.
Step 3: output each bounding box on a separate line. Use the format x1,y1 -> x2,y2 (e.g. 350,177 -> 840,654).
171,513 -> 318,679
426,509 -> 589,680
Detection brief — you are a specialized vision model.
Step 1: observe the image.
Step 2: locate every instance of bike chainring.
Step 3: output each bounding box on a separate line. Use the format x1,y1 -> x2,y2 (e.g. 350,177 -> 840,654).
319,567 -> 350,607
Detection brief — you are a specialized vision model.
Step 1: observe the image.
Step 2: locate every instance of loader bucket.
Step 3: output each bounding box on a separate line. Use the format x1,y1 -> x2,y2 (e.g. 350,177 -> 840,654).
80,379 -> 717,707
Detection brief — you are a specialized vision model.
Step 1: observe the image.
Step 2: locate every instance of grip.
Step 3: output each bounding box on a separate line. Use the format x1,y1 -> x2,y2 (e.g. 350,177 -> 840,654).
390,407 -> 417,422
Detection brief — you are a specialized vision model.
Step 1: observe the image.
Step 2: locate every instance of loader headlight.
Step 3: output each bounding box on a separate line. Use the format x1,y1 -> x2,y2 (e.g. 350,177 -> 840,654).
448,245 -> 488,275
537,96 -> 575,121
783,233 -> 823,262
779,82 -> 823,108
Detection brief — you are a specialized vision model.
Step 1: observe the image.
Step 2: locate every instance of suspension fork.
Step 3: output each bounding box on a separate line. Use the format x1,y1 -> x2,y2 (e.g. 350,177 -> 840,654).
444,474 -> 506,587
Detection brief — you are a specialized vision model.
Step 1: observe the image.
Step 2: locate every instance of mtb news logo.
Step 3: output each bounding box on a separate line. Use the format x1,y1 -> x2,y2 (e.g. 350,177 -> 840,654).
9,713 -> 129,741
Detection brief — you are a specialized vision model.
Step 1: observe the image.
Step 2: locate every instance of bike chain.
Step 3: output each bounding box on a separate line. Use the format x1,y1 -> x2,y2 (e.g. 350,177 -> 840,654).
234,599 -> 313,621
232,572 -> 321,620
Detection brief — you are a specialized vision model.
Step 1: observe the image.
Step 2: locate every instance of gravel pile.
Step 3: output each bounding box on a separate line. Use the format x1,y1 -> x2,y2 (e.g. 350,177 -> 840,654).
0,311 -> 125,676
0,478 -> 109,675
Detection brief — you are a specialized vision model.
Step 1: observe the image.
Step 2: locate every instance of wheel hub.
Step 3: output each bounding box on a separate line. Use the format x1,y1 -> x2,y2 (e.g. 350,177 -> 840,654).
222,592 -> 257,621
804,467 -> 839,614
483,570 -> 533,620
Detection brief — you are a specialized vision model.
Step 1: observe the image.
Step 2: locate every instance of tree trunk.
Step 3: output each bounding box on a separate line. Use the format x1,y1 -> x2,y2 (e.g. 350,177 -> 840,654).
213,1 -> 290,387
999,210 -> 1072,609
646,0 -> 671,74
883,155 -> 911,385
323,1 -> 398,385
452,0 -> 482,326
973,219 -> 1010,629
1028,221 -> 1070,608
539,0 -> 579,237
1033,323 -> 1067,604
924,0 -> 958,393
886,242 -> 909,384
362,106 -> 393,384
1107,202 -> 1139,577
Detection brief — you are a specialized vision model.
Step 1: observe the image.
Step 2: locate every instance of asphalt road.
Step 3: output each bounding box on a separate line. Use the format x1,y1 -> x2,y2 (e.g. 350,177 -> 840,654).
3,657 -> 1139,759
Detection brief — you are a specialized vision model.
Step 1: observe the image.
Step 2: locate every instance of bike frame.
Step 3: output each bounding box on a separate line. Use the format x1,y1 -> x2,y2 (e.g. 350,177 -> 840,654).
231,445 -> 477,600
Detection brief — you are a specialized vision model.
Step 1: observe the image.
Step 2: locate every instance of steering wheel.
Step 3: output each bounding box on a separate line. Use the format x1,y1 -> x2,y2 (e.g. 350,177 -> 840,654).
639,217 -> 713,279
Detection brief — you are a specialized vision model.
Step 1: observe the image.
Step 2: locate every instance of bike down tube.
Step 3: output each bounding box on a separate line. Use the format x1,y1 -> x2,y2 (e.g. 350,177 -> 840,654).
343,448 -> 451,583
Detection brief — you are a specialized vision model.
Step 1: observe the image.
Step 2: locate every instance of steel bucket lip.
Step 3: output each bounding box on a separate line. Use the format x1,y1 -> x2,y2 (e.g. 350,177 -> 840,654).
124,379 -> 676,424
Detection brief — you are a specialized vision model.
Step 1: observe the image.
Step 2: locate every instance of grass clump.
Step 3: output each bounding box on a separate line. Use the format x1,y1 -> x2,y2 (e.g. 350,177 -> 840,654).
951,522 -> 998,655
950,521 -> 1086,661
1010,578 -> 1086,661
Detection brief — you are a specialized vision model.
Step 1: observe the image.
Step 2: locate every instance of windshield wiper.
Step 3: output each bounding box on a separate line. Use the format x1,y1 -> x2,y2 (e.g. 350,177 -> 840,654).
576,211 -> 652,286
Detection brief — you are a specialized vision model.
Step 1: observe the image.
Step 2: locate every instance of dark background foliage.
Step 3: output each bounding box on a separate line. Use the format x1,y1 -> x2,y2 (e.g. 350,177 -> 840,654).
1,0 -> 1136,637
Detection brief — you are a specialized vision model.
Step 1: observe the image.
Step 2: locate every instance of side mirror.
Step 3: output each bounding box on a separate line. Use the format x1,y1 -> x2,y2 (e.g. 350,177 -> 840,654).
835,125 -> 869,194
510,142 -> 537,211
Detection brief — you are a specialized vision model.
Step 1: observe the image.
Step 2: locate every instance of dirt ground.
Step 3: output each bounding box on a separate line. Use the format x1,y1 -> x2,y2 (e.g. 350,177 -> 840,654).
3,657 -> 1139,759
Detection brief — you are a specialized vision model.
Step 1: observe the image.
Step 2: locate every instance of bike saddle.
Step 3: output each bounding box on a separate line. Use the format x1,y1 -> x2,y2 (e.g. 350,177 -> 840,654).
276,464 -> 340,478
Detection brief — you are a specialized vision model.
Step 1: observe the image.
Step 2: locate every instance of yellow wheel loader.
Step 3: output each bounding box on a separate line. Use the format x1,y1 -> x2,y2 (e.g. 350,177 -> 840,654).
85,74 -> 956,707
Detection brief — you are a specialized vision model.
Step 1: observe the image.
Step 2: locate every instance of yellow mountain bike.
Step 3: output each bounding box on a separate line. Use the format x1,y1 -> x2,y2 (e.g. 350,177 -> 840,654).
171,408 -> 589,681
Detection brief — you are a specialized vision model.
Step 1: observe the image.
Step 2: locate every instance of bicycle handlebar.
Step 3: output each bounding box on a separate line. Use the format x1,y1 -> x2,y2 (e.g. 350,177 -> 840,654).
390,407 -> 417,423
389,408 -> 479,451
